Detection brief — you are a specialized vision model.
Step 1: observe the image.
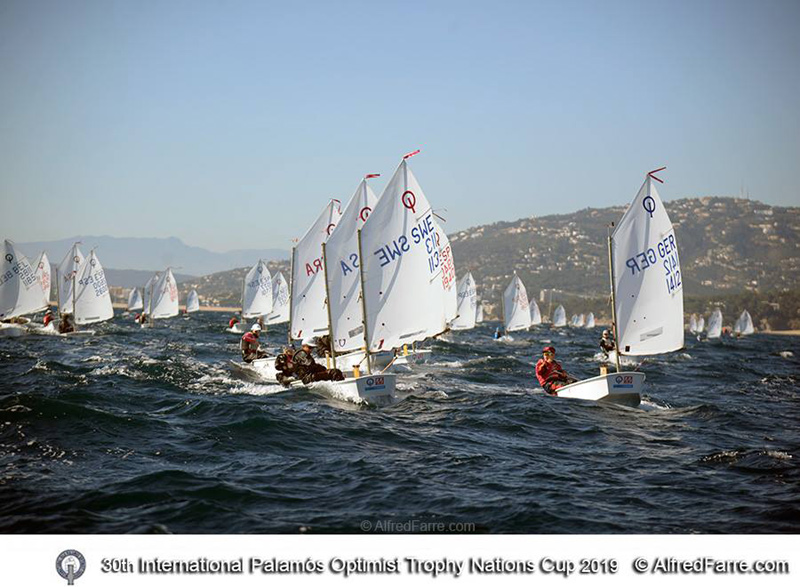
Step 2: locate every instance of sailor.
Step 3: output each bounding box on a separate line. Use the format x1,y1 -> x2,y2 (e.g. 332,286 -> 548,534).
493,327 -> 503,340
58,313 -> 76,334
229,316 -> 239,329
43,309 -> 54,327
600,330 -> 615,354
240,324 -> 267,363
535,346 -> 576,395
275,345 -> 297,386
292,337 -> 344,384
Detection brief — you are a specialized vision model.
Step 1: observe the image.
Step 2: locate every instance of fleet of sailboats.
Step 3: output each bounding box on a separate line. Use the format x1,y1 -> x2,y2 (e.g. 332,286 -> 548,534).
4,161 -> 765,409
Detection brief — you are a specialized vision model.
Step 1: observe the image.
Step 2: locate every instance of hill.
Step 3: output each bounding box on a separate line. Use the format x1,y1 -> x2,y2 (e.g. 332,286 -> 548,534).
16,235 -> 288,276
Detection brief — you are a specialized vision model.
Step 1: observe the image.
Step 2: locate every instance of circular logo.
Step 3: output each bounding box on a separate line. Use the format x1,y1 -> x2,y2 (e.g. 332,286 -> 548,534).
73,255 -> 80,264
615,375 -> 623,384
326,223 -> 336,235
401,190 -> 416,213
366,378 -> 374,386
4,254 -> 13,263
359,206 -> 372,222
642,196 -> 656,218
90,258 -> 97,267
56,550 -> 86,584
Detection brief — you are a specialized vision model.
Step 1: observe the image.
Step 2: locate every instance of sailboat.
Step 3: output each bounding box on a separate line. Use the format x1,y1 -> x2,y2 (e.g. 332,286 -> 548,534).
552,305 -> 567,327
585,312 -> 595,329
696,315 -> 705,333
734,310 -> 755,336
0,240 -> 47,337
266,272 -> 290,325
143,268 -> 179,327
228,260 -> 273,333
127,288 -> 143,313
70,249 -> 114,333
475,302 -> 484,323
557,168 -> 683,406
289,199 -> 343,341
185,289 -> 200,314
501,273 -> 531,339
357,151 -> 446,391
688,313 -> 698,333
707,309 -> 723,339
530,300 -> 542,326
56,243 -> 84,327
450,272 -> 477,331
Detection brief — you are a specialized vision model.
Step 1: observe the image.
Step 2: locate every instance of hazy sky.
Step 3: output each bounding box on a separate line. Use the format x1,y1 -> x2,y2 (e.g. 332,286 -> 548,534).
1,0 -> 798,251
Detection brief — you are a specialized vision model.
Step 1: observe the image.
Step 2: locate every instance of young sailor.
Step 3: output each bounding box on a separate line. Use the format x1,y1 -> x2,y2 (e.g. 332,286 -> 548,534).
275,345 -> 297,386
43,309 -> 54,327
240,324 -> 267,363
58,313 -> 76,334
599,330 -> 615,354
229,316 -> 239,329
535,346 -> 576,395
291,338 -> 344,384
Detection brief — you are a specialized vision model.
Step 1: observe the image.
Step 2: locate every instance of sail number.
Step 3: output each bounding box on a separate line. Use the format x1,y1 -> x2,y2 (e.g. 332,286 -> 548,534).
623,232 -> 682,294
373,212 -> 440,276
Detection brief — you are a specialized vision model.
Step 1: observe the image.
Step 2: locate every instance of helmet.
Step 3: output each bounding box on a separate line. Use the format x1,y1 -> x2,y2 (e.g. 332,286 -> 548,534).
251,324 -> 261,332
301,336 -> 317,347
602,330 -> 610,337
543,346 -> 555,354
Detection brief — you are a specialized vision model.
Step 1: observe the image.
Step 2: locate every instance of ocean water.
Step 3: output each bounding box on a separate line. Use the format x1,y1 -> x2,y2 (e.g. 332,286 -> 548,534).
1,312 -> 799,533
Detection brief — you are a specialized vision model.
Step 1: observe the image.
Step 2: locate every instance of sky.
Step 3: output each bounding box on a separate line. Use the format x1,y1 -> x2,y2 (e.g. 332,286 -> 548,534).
1,0 -> 799,251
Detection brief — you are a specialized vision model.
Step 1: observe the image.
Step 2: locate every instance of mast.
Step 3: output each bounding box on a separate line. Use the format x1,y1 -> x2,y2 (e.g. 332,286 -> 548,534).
149,273 -> 157,327
321,243 -> 336,369
55,268 -> 62,320
240,264 -> 247,327
288,246 -> 296,345
71,248 -> 78,330
356,228 -> 372,373
607,224 -> 621,373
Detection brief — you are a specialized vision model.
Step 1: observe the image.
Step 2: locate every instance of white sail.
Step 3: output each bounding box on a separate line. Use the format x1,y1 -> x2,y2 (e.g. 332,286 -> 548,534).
127,288 -> 143,312
553,305 -> 567,327
585,312 -> 595,328
267,272 -> 290,324
734,310 -> 755,335
0,240 -> 41,319
242,260 -> 273,319
475,303 -> 484,323
530,300 -> 542,325
150,268 -> 179,319
612,176 -> 684,355
325,178 -> 379,353
707,309 -> 722,339
142,273 -> 157,314
73,250 -> 114,325
435,219 -> 458,324
503,274 -> 531,332
696,316 -> 705,333
186,289 -> 200,313
450,272 -> 477,330
688,313 -> 698,333
290,200 -> 342,340
577,314 -> 586,327
33,252 -> 51,310
57,243 -> 85,312
359,158 -> 447,352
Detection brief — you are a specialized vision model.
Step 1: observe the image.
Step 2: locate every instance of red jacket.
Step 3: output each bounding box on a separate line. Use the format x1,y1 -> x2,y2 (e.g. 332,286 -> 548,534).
43,314 -> 53,326
229,317 -> 239,328
536,358 -> 567,388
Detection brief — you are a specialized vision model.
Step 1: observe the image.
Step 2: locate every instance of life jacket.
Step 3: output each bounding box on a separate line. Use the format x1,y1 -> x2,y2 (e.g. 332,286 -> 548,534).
535,358 -> 567,388
240,332 -> 259,356
229,317 -> 239,328
275,353 -> 294,374
43,314 -> 53,326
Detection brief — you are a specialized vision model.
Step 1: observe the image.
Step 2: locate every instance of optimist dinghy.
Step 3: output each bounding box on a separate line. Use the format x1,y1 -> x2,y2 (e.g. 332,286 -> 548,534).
554,168 -> 683,406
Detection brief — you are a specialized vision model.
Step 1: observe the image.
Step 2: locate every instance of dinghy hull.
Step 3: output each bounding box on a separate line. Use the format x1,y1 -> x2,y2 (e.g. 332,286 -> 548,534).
555,371 -> 644,406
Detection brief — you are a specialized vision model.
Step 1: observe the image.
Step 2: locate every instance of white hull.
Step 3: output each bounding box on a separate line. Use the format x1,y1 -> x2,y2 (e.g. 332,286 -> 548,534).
598,349 -> 640,367
226,324 -> 247,334
495,335 -> 514,343
0,323 -> 27,338
289,374 -> 396,406
390,348 -> 432,366
555,371 -> 644,406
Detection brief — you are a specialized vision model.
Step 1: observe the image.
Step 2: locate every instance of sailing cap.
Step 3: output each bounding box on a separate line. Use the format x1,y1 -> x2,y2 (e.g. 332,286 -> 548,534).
602,330 -> 610,336
251,323 -> 261,332
543,346 -> 556,354
301,337 -> 317,347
